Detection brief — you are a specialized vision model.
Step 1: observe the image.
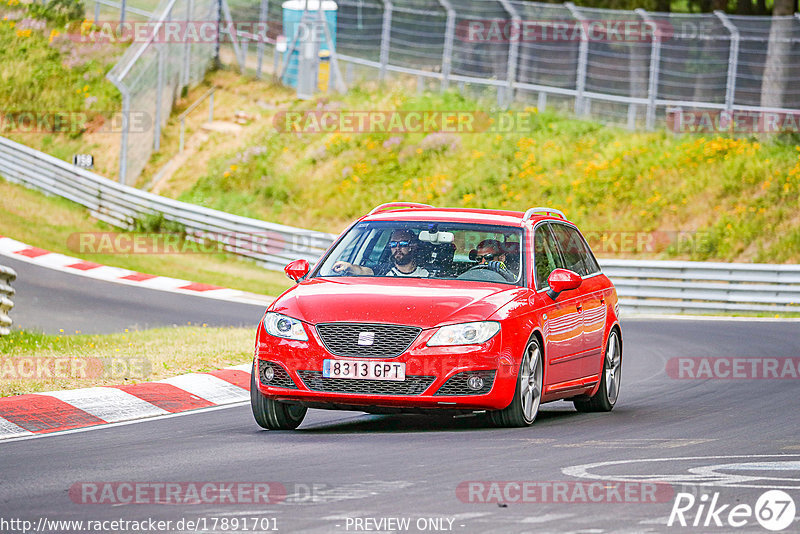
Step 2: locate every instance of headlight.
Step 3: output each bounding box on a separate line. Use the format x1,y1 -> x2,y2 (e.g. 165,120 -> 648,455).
263,312 -> 308,341
427,321 -> 500,346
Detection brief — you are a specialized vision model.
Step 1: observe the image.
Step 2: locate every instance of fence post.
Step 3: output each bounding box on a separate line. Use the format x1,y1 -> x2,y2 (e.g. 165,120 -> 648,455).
715,11 -> 739,114
379,0 -> 393,82
437,0 -> 455,90
119,87 -> 130,184
120,0 -> 126,24
636,8 -> 660,131
94,0 -> 100,22
182,0 -> 194,88
220,0 -> 246,73
565,3 -> 588,116
256,0 -> 268,78
497,0 -> 520,108
153,6 -> 169,152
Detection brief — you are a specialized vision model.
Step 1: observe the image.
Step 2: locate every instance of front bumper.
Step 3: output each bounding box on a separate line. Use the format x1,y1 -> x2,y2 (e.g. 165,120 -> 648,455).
254,325 -> 518,411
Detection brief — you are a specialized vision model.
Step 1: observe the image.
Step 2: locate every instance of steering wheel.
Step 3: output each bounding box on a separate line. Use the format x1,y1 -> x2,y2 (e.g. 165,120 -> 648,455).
457,264 -> 507,283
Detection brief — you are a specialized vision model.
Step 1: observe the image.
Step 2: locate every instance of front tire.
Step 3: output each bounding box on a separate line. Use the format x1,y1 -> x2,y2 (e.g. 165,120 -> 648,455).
574,329 -> 621,413
490,338 -> 543,427
250,362 -> 307,430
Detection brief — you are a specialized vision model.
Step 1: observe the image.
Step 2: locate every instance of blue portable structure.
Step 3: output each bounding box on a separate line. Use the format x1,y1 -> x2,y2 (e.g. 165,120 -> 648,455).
281,0 -> 338,88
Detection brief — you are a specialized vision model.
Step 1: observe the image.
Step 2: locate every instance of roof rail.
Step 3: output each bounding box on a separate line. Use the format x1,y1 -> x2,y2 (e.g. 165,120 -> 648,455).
368,202 -> 433,215
522,206 -> 566,221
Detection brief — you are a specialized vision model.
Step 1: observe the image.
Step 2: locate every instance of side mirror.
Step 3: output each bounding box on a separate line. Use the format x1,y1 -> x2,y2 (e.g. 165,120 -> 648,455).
284,259 -> 310,282
546,268 -> 581,300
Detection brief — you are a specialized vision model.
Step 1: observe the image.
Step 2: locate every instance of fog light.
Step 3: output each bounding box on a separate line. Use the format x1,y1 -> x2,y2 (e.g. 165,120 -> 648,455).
261,366 -> 275,383
467,375 -> 484,391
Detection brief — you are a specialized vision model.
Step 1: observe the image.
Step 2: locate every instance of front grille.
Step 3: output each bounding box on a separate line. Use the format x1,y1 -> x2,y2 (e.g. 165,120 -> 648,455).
316,323 -> 421,358
297,370 -> 435,396
259,360 -> 298,389
434,370 -> 496,396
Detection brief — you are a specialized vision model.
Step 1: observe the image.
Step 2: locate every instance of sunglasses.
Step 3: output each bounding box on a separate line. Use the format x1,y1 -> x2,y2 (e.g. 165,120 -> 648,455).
389,240 -> 411,249
475,253 -> 495,262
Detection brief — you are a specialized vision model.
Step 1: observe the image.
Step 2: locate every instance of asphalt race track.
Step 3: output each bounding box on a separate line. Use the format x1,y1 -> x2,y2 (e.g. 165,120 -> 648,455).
2,263 -> 800,533
1,256 -> 266,334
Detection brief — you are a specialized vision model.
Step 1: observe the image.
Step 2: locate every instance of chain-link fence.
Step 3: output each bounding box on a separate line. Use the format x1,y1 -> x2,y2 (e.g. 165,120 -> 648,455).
226,1 -> 800,129
94,0 -> 800,183
104,0 -> 218,184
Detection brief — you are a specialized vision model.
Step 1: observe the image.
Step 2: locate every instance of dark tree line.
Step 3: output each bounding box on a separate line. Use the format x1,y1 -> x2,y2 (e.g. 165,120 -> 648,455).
535,0 -> 798,14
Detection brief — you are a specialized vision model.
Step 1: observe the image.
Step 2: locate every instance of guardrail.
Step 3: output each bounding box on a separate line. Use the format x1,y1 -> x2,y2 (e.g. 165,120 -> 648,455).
0,136 -> 337,271
600,259 -> 800,314
1,134 -> 799,315
0,265 -> 17,336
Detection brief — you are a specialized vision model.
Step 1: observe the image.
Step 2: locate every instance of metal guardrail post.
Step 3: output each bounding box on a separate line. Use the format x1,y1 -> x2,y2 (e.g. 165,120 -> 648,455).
565,3 -> 588,116
636,9 -> 661,131
379,0 -> 393,82
120,0 -> 126,24
715,11 -> 739,115
94,0 -> 100,22
0,265 -> 16,337
437,0 -> 455,90
498,0 -> 520,108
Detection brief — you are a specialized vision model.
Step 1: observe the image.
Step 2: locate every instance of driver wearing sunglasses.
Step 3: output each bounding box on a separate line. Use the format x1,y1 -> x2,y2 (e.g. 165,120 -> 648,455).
332,229 -> 429,277
471,239 -> 516,282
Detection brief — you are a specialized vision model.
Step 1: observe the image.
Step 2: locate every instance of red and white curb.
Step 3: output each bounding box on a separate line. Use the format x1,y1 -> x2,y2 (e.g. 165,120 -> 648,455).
0,236 -> 273,306
0,363 -> 253,440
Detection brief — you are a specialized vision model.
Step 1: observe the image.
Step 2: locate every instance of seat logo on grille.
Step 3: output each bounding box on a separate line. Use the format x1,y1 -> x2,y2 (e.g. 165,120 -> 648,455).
358,331 -> 375,346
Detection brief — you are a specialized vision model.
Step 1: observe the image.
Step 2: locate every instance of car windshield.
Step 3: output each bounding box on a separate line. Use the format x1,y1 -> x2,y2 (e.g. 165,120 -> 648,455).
315,221 -> 524,285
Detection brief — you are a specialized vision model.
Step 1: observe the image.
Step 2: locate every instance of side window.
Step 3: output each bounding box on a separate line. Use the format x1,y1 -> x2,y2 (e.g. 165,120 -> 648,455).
534,224 -> 565,290
550,224 -> 598,277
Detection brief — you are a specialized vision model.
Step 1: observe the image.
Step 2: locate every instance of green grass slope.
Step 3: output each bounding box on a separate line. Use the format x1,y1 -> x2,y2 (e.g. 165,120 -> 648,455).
174,80 -> 800,263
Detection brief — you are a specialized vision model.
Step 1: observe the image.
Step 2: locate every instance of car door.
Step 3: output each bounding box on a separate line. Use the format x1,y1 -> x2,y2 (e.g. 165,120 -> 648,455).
533,223 -> 585,391
549,223 -> 607,379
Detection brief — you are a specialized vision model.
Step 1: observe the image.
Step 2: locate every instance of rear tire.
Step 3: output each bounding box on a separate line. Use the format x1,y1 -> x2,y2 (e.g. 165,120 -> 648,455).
490,338 -> 543,427
250,362 -> 307,430
574,329 -> 621,413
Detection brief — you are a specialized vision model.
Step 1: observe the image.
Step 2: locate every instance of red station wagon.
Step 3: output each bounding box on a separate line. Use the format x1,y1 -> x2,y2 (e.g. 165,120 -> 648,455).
251,203 -> 622,429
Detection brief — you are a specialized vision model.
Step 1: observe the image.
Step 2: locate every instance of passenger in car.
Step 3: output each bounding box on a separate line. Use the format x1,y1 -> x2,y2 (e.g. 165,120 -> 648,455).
471,239 -> 517,282
332,229 -> 430,277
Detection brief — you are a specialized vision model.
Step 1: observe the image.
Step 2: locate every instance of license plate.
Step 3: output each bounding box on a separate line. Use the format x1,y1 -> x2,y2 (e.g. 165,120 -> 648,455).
323,359 -> 406,381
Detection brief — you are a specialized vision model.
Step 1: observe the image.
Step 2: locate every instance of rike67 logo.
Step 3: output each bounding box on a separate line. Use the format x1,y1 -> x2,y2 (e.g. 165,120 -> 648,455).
668,490 -> 796,531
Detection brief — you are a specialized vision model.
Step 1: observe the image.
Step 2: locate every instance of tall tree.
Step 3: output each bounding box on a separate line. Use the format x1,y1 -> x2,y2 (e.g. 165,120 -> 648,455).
760,0 -> 795,110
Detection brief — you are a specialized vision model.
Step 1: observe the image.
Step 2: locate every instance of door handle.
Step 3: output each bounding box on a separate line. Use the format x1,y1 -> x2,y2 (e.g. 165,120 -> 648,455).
576,303 -> 583,312
600,297 -> 605,304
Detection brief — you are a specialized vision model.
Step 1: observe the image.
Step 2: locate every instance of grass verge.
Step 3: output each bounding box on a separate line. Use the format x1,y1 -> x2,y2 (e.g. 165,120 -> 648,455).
159,73 -> 800,264
0,326 -> 254,397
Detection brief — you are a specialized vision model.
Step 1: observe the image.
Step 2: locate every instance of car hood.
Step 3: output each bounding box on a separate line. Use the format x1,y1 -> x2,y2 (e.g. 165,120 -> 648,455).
270,277 -> 521,328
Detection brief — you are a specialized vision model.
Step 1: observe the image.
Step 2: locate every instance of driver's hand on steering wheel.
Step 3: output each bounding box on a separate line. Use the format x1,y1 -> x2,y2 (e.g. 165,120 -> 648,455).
485,260 -> 507,273
332,261 -> 352,274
